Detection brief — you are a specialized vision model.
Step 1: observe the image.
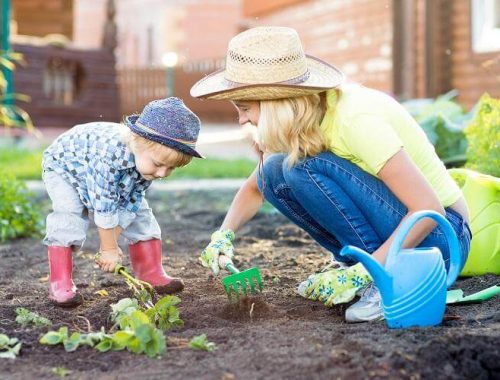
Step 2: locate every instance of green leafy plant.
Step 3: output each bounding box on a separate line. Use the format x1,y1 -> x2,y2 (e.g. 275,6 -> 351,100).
40,265 -> 189,359
39,326 -> 108,352
96,310 -> 166,358
0,333 -> 21,359
402,90 -> 473,166
0,170 -> 43,242
144,295 -> 184,331
189,334 -> 217,352
464,94 -> 500,177
113,265 -> 155,308
0,50 -> 35,134
15,307 -> 52,327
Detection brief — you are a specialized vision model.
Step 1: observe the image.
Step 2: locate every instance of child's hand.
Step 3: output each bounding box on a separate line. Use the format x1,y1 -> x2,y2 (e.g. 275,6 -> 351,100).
95,247 -> 123,272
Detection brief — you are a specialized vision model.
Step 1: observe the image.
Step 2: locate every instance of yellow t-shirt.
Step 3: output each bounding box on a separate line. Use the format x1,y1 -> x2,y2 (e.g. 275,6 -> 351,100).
320,84 -> 462,207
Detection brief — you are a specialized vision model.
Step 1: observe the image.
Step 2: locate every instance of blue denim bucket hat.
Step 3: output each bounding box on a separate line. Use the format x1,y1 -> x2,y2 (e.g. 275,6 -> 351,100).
126,97 -> 203,158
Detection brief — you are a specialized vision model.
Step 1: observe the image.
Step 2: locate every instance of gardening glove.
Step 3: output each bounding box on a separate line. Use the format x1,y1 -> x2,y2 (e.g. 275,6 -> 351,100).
297,263 -> 372,306
200,229 -> 235,276
95,247 -> 123,273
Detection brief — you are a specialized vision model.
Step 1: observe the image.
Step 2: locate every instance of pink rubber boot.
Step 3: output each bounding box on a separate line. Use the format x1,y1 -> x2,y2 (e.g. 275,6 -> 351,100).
128,239 -> 184,294
48,246 -> 82,306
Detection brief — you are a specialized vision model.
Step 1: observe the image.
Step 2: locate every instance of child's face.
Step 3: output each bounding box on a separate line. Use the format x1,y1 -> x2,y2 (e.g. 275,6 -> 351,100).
134,148 -> 178,181
232,101 -> 260,127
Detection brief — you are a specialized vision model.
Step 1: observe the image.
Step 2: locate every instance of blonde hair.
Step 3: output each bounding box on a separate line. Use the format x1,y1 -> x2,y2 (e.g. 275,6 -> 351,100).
257,93 -> 327,166
121,127 -> 193,167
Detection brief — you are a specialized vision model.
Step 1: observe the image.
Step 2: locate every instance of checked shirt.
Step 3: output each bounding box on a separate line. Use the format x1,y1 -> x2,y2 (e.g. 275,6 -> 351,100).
42,122 -> 152,228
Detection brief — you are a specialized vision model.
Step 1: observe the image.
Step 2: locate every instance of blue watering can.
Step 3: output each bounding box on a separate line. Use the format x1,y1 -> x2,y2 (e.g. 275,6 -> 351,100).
340,210 -> 462,328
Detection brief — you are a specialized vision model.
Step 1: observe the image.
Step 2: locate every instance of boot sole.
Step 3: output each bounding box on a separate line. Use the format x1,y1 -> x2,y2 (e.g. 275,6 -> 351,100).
154,279 -> 185,295
50,294 -> 83,308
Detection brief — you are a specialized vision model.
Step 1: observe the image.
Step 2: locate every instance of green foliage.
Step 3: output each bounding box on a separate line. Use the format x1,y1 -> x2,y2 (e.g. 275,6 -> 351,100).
0,148 -> 44,180
110,297 -> 140,326
0,333 -> 22,359
402,91 -> 472,166
40,326 -> 110,353
0,170 -> 43,242
464,94 -> 500,177
0,51 -> 34,135
189,334 -> 217,352
40,293 -> 181,358
0,50 -> 34,133
144,295 -> 184,331
15,307 -> 52,327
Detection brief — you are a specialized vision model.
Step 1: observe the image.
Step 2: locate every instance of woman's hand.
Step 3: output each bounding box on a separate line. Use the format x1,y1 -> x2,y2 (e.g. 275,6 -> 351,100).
95,247 -> 123,272
297,263 -> 372,306
200,229 -> 235,275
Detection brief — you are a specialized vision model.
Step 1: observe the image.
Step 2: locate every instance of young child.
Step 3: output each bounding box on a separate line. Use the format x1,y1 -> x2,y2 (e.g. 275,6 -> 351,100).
42,97 -> 203,306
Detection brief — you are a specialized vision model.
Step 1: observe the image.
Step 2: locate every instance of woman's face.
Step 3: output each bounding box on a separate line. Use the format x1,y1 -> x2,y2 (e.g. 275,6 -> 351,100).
233,101 -> 260,127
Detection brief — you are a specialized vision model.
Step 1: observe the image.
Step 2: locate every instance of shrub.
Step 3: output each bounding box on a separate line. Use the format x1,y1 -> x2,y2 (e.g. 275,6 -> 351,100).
402,90 -> 472,167
464,94 -> 500,177
0,171 -> 43,242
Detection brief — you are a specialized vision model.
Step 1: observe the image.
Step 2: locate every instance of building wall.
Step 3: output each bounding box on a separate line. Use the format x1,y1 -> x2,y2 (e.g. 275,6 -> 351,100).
241,0 -> 394,93
181,0 -> 241,62
73,0 -> 107,49
11,0 -> 73,39
449,0 -> 500,108
72,0 -> 241,67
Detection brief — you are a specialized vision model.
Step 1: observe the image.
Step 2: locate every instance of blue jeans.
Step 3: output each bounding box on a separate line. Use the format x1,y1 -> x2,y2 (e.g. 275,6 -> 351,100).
256,153 -> 471,271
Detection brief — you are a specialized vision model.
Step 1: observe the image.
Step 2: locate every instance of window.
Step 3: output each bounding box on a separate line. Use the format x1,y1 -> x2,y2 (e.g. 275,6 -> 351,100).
472,0 -> 500,53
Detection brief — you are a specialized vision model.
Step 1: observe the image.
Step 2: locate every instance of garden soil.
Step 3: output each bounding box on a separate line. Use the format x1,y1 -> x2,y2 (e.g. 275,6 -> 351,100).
0,189 -> 498,380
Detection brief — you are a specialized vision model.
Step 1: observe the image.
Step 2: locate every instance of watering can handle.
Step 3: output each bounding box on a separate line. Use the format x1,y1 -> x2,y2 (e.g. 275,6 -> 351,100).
386,210 -> 461,288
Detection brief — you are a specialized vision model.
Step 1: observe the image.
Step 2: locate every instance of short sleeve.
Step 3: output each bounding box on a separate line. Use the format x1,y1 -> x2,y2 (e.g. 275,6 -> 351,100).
341,114 -> 403,174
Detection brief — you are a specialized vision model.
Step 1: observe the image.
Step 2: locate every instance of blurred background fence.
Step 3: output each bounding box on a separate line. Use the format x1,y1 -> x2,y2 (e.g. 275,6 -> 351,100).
118,63 -> 235,122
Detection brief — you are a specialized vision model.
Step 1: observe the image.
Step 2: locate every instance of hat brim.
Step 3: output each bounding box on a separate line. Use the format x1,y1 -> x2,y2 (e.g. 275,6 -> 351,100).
126,115 -> 204,159
190,55 -> 344,101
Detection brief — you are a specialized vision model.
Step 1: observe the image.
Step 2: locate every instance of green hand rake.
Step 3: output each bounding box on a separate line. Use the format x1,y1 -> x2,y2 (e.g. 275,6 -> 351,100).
218,255 -> 263,298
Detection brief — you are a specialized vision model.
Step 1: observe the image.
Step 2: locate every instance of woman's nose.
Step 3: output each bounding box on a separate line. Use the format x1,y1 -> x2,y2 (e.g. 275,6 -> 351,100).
238,113 -> 248,126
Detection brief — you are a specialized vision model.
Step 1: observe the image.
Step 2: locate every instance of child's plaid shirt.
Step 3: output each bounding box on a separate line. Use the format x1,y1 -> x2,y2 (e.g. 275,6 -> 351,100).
43,122 -> 152,229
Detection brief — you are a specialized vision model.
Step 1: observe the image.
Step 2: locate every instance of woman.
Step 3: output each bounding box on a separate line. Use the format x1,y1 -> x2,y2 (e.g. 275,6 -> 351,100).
190,26 -> 471,322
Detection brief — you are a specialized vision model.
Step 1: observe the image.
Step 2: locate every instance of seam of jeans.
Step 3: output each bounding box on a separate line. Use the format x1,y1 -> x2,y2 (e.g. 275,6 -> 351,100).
302,156 -> 406,219
304,168 -> 371,251
275,197 -> 341,248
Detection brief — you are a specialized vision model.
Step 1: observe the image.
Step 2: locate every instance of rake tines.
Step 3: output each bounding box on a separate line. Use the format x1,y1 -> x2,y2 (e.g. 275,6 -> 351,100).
219,256 -> 264,299
222,267 -> 264,298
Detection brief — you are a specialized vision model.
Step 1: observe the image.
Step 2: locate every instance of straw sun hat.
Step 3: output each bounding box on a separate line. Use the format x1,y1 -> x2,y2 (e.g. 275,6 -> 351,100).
190,26 -> 344,101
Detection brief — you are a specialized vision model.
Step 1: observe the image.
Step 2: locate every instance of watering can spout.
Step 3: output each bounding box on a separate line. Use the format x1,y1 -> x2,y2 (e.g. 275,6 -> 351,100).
339,245 -> 392,297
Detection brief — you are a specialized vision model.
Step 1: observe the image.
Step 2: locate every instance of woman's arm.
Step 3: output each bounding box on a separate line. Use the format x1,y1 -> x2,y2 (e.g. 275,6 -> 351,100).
372,149 -> 444,264
221,166 -> 264,232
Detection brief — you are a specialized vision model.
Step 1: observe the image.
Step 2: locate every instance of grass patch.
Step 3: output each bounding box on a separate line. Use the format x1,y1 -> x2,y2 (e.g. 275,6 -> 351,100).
0,148 -> 44,180
0,148 -> 257,180
169,158 -> 256,179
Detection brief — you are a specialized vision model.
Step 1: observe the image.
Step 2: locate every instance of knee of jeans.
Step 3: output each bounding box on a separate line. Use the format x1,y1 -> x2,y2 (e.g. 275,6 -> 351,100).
257,154 -> 286,193
282,157 -> 307,189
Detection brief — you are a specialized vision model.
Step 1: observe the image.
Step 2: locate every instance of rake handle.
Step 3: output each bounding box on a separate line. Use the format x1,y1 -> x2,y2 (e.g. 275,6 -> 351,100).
219,254 -> 240,275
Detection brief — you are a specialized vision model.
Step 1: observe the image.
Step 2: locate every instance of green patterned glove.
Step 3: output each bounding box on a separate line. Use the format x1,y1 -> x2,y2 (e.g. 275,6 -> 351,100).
297,263 -> 372,306
200,229 -> 235,276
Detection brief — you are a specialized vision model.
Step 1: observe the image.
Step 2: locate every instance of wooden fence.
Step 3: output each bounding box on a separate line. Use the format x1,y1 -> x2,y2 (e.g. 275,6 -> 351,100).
12,43 -> 120,128
118,65 -> 236,123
